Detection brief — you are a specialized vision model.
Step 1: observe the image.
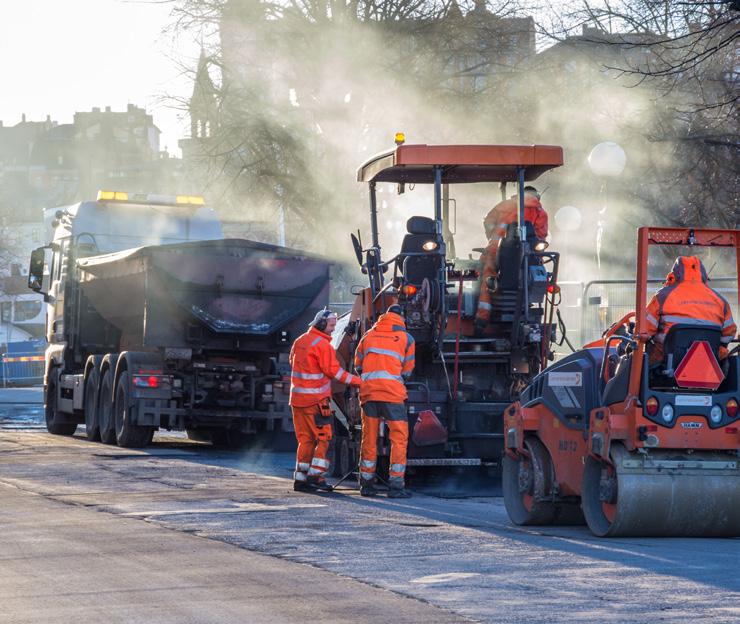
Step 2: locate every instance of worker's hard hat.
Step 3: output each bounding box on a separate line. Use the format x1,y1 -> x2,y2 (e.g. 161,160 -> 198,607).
310,307 -> 337,331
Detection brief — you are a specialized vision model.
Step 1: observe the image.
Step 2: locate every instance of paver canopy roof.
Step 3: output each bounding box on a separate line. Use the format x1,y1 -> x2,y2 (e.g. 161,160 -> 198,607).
357,144 -> 563,184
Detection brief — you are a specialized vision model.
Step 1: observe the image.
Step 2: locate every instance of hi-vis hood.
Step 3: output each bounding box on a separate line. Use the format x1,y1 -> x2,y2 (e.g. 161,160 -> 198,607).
669,256 -> 708,284
372,312 -> 406,333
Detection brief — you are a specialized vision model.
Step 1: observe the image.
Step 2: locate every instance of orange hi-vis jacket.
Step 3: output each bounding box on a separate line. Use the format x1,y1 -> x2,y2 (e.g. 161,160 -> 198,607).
289,327 -> 360,407
483,195 -> 548,242
354,312 -> 415,404
645,256 -> 736,357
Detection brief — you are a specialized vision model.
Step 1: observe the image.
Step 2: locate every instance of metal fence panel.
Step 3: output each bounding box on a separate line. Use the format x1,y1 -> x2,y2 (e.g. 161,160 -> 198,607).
579,278 -> 737,347
1,352 -> 45,387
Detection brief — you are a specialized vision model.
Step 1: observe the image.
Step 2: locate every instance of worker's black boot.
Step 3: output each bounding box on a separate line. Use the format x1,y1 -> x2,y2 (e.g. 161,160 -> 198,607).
387,486 -> 412,499
306,477 -> 333,493
360,480 -> 378,497
293,479 -> 314,492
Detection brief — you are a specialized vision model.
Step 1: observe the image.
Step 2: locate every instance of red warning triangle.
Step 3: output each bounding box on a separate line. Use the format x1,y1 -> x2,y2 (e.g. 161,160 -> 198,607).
674,340 -> 724,390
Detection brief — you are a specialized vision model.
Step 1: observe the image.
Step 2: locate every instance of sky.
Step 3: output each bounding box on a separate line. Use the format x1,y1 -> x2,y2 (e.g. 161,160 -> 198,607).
0,0 -> 200,156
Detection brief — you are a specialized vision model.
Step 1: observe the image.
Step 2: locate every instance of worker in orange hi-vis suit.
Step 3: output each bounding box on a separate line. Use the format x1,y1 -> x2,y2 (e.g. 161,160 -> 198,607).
475,186 -> 548,332
354,305 -> 415,498
645,256 -> 736,365
290,308 -> 361,492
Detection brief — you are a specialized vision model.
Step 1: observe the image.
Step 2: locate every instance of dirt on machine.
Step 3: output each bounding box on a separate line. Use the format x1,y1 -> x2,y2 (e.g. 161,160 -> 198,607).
503,227 -> 740,537
29,191 -> 330,448
330,140 -> 565,478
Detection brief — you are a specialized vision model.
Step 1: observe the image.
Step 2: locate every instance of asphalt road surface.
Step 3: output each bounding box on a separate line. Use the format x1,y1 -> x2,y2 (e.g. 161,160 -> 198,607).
0,390 -> 738,623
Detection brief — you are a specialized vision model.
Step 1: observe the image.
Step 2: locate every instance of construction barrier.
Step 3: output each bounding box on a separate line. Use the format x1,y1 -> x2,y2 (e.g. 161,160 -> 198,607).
1,351 -> 45,387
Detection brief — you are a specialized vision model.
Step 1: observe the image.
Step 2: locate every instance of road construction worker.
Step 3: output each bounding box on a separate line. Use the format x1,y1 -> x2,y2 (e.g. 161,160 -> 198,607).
475,186 -> 548,330
354,304 -> 415,498
645,256 -> 736,364
290,308 -> 361,492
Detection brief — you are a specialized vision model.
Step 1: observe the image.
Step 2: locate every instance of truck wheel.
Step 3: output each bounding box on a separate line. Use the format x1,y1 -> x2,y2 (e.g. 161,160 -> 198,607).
45,370 -> 77,436
114,372 -> 152,448
84,368 -> 101,441
330,437 -> 352,478
98,368 -> 117,445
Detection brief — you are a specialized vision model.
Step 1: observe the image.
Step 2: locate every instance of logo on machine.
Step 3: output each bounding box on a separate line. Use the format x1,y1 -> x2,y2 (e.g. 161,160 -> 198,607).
680,422 -> 703,429
548,372 -> 582,387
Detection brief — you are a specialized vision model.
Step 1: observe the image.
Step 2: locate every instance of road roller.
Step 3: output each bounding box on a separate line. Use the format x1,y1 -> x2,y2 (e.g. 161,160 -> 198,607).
502,226 -> 740,537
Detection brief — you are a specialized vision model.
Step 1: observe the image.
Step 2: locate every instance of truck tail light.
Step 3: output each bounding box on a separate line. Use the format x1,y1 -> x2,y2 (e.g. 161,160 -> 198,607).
645,396 -> 659,417
726,399 -> 738,418
132,374 -> 164,388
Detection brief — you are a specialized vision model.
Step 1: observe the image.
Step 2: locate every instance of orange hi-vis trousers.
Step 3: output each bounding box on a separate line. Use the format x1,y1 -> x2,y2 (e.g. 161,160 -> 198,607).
292,401 -> 333,483
360,401 -> 408,488
476,242 -> 498,323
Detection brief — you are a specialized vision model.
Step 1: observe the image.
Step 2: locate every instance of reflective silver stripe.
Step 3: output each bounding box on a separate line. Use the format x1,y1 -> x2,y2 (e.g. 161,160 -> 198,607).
307,467 -> 324,476
360,472 -> 375,481
294,471 -> 307,481
723,318 -> 735,328
296,462 -> 310,471
661,316 -> 722,328
388,476 -> 405,487
646,313 -> 658,326
478,301 -> 492,311
361,371 -> 404,383
292,371 -> 324,380
361,460 -> 376,469
721,335 -> 733,343
310,337 -> 322,346
292,382 -> 332,394
365,347 -> 403,362
390,463 -> 406,474
334,368 -> 348,381
312,457 -> 330,469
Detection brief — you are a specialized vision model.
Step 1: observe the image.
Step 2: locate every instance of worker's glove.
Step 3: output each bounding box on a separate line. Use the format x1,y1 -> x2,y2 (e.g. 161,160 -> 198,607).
350,376 -> 362,388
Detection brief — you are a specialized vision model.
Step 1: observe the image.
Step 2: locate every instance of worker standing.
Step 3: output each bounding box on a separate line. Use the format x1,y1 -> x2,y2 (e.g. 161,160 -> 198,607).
290,308 -> 361,492
354,305 -> 415,498
645,256 -> 736,364
476,186 -> 548,331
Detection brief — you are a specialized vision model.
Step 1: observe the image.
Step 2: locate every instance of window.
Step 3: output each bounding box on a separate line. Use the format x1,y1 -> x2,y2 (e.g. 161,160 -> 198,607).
1,302 -> 11,322
14,300 -> 42,321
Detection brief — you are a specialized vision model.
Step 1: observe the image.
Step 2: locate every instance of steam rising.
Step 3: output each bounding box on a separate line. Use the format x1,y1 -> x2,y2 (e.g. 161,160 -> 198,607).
173,1 -> 737,296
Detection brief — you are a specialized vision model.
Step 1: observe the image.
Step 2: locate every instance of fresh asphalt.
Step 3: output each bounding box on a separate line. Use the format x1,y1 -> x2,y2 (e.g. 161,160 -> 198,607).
0,387 -> 738,624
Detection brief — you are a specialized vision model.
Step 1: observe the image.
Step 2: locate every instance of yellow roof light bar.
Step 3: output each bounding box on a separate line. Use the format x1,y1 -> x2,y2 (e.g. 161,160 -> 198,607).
176,195 -> 205,206
97,190 -> 129,201
96,191 -> 206,206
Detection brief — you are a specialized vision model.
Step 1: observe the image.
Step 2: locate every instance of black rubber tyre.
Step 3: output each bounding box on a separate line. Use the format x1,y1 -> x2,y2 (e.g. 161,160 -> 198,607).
98,368 -> 117,445
45,370 -> 77,436
114,372 -> 152,448
502,436 -> 556,525
330,436 -> 352,478
83,368 -> 101,441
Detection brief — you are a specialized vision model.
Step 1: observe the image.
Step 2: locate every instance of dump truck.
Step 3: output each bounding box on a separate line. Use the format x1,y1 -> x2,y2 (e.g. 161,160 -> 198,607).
28,191 -> 330,448
503,227 -> 740,536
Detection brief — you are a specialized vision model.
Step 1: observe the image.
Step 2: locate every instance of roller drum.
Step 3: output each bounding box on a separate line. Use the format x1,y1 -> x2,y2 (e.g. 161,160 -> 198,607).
583,443 -> 740,537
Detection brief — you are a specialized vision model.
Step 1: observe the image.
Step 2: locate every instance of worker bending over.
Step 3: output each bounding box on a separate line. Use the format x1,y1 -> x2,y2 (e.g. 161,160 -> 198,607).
476,186 -> 548,330
290,308 -> 361,492
645,256 -> 736,364
354,305 -> 415,498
